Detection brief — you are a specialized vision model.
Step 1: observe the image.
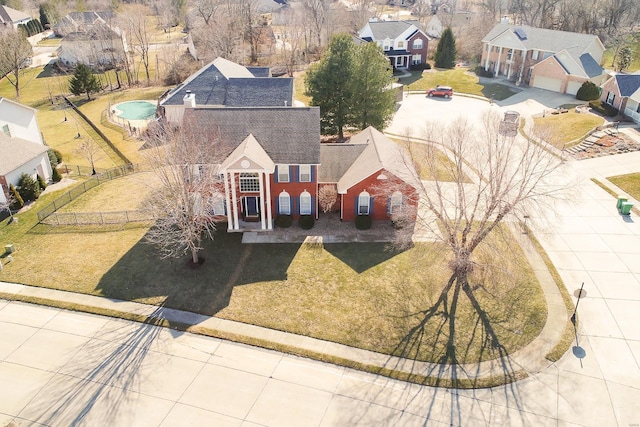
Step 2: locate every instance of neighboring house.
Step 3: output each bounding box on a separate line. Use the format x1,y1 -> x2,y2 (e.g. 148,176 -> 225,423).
424,15 -> 443,38
0,98 -> 52,204
0,5 -> 31,29
56,22 -> 127,68
358,20 -> 430,69
158,57 -> 294,125
164,58 -> 419,230
481,23 -> 607,94
52,11 -> 115,37
600,73 -> 640,124
319,126 -> 419,222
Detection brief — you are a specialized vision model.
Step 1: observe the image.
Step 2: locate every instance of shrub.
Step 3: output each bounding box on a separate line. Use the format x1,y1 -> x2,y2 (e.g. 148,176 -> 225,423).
474,66 -> 493,78
275,214 -> 292,228
9,184 -> 24,210
37,175 -> 47,190
355,215 -> 372,230
576,81 -> 600,101
17,173 -> 41,202
298,215 -> 315,230
48,149 -> 63,167
51,167 -> 62,183
589,100 -> 619,117
410,62 -> 431,71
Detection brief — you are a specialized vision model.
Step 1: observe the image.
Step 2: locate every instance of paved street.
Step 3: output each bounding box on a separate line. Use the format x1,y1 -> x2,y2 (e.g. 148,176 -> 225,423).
2,93 -> 640,426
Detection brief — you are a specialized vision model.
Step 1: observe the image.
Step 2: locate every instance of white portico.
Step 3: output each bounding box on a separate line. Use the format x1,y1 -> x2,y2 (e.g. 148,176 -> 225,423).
219,134 -> 275,231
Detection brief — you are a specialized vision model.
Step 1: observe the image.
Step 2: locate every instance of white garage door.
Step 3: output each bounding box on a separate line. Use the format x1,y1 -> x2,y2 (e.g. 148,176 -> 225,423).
533,75 -> 563,93
566,81 -> 582,96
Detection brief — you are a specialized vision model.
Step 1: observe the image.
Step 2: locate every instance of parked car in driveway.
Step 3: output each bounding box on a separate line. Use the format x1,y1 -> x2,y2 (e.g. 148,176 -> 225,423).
427,85 -> 453,98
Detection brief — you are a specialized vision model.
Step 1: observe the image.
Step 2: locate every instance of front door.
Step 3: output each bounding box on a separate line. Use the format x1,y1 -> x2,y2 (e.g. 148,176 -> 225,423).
242,196 -> 260,221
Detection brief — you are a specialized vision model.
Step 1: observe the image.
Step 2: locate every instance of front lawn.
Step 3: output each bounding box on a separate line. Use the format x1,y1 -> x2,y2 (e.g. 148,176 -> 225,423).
601,33 -> 640,73
0,172 -> 546,365
608,173 -> 640,200
532,109 -> 604,148
399,68 -> 517,101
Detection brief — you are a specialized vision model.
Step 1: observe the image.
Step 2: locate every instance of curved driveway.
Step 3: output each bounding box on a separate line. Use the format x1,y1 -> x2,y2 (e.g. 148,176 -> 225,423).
2,92 -> 640,426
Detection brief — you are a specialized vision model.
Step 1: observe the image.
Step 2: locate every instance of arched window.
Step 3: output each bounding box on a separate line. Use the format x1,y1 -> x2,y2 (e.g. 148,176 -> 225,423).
389,191 -> 403,214
279,191 -> 291,215
358,191 -> 370,215
300,191 -> 312,215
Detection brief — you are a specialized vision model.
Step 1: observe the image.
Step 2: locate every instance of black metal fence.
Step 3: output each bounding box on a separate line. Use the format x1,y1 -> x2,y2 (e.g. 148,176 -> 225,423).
37,164 -> 143,223
41,210 -> 153,226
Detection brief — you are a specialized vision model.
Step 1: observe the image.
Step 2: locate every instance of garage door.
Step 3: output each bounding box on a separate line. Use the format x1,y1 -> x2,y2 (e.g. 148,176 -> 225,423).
566,81 -> 582,96
533,75 -> 563,92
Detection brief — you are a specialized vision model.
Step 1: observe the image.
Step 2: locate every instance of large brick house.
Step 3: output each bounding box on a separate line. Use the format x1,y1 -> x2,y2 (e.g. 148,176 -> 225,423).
358,20 -> 430,69
163,58 -> 419,231
481,23 -> 607,94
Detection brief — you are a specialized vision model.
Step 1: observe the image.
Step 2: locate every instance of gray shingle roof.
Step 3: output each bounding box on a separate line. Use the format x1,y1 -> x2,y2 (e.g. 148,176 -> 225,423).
579,53 -> 603,78
160,58 -> 293,107
483,23 -> 599,56
0,133 -> 49,176
319,144 -> 367,183
615,74 -> 640,97
183,107 -> 320,164
0,5 -> 30,25
367,20 -> 419,40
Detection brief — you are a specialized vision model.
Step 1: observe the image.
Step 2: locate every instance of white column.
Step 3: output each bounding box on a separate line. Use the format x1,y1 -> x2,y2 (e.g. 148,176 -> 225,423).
223,172 -> 233,230
484,44 -> 491,70
258,172 -> 266,230
265,172 -> 273,230
495,47 -> 503,76
518,49 -> 527,85
230,172 -> 239,230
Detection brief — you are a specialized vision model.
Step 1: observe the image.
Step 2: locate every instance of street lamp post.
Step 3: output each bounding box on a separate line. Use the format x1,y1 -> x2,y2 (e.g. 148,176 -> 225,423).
571,282 -> 585,324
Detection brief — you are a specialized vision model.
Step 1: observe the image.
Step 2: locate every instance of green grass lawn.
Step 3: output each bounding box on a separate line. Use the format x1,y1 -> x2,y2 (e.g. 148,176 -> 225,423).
608,173 -> 640,200
532,109 -> 604,148
36,37 -> 61,47
602,33 -> 640,73
400,68 -> 517,101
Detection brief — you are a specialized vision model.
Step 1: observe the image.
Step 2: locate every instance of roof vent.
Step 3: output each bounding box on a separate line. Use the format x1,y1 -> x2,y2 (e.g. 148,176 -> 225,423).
284,100 -> 288,107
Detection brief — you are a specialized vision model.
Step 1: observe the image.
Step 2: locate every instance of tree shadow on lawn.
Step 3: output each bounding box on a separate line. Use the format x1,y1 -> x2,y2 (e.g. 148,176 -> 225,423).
323,242 -> 408,273
95,229 -> 302,316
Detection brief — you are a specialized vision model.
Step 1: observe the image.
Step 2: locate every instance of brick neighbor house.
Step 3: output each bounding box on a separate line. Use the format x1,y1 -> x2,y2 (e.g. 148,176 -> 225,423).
481,22 -> 607,94
358,20 -> 430,69
600,73 -> 640,124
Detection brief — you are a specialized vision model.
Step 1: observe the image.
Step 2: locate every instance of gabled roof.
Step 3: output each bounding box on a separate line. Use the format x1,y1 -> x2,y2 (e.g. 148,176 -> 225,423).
613,74 -> 640,97
183,107 -> 320,165
321,127 -> 419,193
220,134 -> 275,173
0,133 -> 49,176
483,23 -> 601,56
365,20 -> 421,41
0,97 -> 37,128
0,5 -> 30,25
160,57 -> 293,107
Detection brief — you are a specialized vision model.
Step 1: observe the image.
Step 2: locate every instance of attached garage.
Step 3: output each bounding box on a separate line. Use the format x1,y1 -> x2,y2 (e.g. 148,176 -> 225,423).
532,75 -> 563,92
566,81 -> 583,96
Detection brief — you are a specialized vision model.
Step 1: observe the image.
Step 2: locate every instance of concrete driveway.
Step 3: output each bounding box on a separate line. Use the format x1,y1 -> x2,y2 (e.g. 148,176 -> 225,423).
30,46 -> 58,68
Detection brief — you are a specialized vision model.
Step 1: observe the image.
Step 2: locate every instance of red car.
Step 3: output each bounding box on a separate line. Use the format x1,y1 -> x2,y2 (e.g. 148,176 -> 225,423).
427,85 -> 453,98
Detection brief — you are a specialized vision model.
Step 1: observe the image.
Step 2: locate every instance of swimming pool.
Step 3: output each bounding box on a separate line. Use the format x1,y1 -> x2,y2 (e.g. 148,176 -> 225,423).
115,101 -> 156,120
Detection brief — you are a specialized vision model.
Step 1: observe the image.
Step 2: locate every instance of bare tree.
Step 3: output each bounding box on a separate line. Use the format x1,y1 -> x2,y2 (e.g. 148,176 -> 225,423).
383,111 -> 570,366
142,123 -> 224,266
124,6 -> 153,84
0,196 -> 16,223
75,138 -> 103,175
304,0 -> 328,50
192,0 -> 220,25
0,29 -> 34,100
396,110 -> 568,300
318,185 -> 337,213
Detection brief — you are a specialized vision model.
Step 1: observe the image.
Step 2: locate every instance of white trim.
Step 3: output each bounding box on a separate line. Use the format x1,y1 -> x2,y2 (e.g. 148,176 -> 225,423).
299,164 -> 311,182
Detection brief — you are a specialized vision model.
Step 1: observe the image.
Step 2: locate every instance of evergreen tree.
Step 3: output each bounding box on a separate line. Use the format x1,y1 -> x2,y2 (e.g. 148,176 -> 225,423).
37,174 -> 47,190
351,42 -> 396,130
9,184 -> 24,210
434,27 -> 457,69
17,173 -> 40,202
69,63 -> 101,101
52,167 -> 62,183
305,34 -> 397,139
305,34 -> 356,139
616,46 -> 633,72
576,81 -> 600,101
